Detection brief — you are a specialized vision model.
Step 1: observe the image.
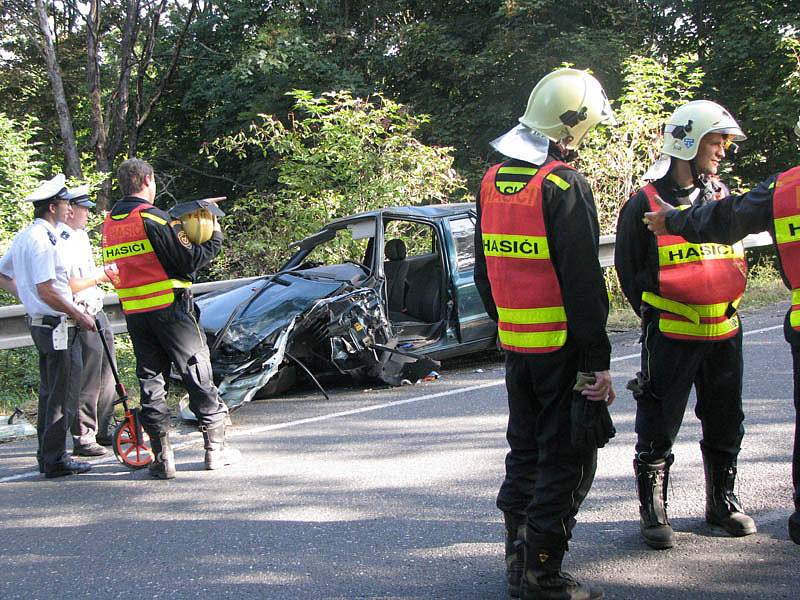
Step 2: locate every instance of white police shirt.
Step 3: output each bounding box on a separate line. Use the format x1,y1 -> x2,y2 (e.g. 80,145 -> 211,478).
0,218 -> 72,317
57,223 -> 104,315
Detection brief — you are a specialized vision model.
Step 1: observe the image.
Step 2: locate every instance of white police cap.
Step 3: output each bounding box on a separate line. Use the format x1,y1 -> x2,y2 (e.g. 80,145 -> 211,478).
24,174 -> 67,203
63,184 -> 95,208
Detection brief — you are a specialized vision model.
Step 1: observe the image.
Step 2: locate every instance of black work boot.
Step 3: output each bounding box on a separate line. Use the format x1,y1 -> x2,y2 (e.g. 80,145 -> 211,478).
504,513 -> 526,598
702,452 -> 756,536
201,423 -> 241,470
520,533 -> 603,600
634,456 -> 674,549
148,432 -> 176,480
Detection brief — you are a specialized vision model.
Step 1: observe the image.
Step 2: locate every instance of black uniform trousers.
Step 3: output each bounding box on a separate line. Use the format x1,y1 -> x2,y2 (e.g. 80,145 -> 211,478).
29,321 -> 82,469
71,310 -> 116,444
496,343 -> 598,543
790,344 -> 800,512
635,320 -> 744,464
126,291 -> 228,434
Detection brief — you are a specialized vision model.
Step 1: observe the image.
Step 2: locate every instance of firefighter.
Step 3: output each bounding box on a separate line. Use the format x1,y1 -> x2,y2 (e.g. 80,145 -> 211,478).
643,113 -> 800,546
474,68 -> 616,600
102,158 -> 240,479
615,101 -> 756,550
0,175 -> 96,477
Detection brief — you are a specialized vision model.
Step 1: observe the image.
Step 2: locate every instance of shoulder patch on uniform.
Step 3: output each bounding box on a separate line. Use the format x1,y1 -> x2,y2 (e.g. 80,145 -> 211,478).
141,211 -> 167,225
47,231 -> 57,246
177,229 -> 192,248
60,230 -> 70,240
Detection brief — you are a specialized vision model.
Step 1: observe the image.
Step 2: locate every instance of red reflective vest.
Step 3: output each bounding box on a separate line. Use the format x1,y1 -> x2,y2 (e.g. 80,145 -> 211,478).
772,166 -> 800,331
480,161 -> 571,353
641,184 -> 746,341
102,204 -> 190,315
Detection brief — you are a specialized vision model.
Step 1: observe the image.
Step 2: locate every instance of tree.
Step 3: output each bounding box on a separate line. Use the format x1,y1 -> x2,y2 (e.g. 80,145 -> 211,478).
0,114 -> 42,248
203,90 -> 468,276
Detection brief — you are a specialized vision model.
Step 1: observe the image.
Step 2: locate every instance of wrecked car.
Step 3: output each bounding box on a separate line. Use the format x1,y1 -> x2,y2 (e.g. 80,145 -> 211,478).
194,204 -> 497,411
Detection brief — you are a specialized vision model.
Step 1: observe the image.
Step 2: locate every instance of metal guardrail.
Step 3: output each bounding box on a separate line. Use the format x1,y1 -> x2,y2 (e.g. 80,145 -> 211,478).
0,233 -> 775,350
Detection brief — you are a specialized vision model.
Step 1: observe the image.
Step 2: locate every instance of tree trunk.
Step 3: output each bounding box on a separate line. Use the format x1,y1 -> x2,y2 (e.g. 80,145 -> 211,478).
34,0 -> 82,178
86,0 -> 111,210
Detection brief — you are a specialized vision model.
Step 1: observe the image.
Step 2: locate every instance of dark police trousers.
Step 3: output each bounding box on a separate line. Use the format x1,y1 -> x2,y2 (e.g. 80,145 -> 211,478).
125,292 -> 228,434
496,343 -> 598,542
71,310 -> 116,444
790,345 -> 800,512
29,319 -> 82,468
635,320 -> 744,464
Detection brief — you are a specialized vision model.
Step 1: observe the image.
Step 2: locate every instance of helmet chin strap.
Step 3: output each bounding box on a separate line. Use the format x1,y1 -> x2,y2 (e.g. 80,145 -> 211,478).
689,159 -> 703,188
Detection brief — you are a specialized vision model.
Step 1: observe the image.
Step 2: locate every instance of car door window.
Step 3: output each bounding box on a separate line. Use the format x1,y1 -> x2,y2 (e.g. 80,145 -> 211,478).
449,216 -> 475,271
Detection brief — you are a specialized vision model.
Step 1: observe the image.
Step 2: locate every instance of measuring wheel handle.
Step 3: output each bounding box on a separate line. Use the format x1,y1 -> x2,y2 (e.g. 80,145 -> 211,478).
112,407 -> 153,469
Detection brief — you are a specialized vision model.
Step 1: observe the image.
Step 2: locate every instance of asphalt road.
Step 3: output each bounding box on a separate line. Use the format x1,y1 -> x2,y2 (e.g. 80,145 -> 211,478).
1,303 -> 798,600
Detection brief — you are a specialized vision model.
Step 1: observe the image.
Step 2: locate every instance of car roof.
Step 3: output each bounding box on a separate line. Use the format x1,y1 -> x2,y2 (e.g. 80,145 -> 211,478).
326,203 -> 475,228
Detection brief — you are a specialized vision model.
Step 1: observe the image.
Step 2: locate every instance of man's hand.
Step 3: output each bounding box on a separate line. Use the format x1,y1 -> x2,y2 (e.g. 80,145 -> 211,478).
74,311 -> 96,332
582,370 -> 615,406
643,195 -> 675,236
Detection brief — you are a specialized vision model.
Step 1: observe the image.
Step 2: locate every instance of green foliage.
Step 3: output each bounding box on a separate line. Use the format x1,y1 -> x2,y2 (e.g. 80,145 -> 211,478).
0,113 -> 42,251
204,90 -> 468,276
579,54 -> 705,233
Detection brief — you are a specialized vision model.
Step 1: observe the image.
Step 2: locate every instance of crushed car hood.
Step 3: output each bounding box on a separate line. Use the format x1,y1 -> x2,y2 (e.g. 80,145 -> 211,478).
197,272 -> 344,354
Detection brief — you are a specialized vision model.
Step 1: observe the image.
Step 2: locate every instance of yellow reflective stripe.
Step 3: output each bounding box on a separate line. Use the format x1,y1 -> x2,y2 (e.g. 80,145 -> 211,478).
498,166 -> 539,176
103,238 -> 154,261
545,173 -> 570,190
774,215 -> 800,244
659,314 -> 740,338
497,306 -> 566,325
482,233 -> 549,259
791,289 -> 800,305
498,328 -> 567,349
791,308 -> 800,329
111,213 -> 129,220
116,279 -> 191,299
657,241 -> 744,266
121,291 -> 175,312
642,292 -> 738,323
141,212 -> 167,225
769,181 -> 776,190
642,292 -> 700,324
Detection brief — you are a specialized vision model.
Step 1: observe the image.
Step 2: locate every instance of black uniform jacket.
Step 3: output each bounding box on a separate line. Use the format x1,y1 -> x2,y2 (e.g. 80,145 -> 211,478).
109,196 -> 223,282
662,174 -> 799,342
473,155 -> 611,372
615,174 -> 729,319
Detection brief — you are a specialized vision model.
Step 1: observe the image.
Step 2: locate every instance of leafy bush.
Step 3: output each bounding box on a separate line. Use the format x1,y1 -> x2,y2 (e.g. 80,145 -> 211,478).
204,90 -> 468,277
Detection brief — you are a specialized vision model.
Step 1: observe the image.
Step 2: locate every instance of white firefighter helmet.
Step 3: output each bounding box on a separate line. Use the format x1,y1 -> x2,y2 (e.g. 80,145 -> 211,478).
518,68 -> 616,150
181,208 -> 215,244
661,100 -> 746,161
169,198 -> 225,245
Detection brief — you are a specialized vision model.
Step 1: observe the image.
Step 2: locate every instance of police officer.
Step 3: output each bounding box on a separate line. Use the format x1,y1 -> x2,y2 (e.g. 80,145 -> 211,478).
615,101 -> 756,549
474,68 -> 616,600
58,185 -> 115,455
102,158 -> 240,479
644,114 -> 800,546
0,174 -> 96,478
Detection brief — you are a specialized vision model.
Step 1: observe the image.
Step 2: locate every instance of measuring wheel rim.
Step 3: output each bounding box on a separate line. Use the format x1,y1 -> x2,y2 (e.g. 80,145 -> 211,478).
113,419 -> 153,469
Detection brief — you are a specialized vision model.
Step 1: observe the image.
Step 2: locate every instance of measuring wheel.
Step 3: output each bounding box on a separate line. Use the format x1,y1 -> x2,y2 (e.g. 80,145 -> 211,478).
112,411 -> 153,469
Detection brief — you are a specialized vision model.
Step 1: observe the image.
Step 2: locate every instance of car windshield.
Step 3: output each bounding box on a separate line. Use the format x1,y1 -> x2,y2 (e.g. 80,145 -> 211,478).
297,221 -> 375,277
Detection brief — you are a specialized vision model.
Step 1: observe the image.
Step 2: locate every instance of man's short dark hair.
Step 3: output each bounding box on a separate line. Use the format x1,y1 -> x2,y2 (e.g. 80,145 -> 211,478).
117,158 -> 154,196
33,199 -> 60,219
